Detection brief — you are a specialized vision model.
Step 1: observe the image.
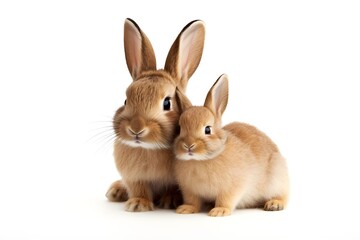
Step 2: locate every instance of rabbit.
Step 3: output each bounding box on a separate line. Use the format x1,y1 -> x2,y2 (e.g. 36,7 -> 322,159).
173,74 -> 290,217
105,18 -> 206,212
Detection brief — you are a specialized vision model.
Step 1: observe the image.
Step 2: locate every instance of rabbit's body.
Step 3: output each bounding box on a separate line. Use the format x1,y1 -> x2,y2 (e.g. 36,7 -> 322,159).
106,19 -> 205,212
174,75 -> 289,216
114,141 -> 176,191
175,121 -> 288,211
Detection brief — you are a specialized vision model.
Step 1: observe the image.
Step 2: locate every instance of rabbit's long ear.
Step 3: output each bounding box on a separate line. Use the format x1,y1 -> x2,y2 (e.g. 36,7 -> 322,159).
204,74 -> 229,118
124,18 -> 157,80
175,87 -> 193,113
164,20 -> 205,92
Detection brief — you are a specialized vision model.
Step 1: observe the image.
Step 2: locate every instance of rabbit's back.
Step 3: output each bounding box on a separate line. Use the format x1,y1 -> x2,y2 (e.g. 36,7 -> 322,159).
224,122 -> 279,159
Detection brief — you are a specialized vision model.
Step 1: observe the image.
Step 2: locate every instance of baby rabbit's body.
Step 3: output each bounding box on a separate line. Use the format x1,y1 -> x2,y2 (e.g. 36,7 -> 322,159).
175,120 -> 288,213
174,75 -> 289,216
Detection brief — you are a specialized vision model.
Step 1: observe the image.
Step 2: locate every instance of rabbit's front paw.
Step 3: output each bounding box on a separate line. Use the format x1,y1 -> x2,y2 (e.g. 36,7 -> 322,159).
105,180 -> 128,202
176,204 -> 199,214
125,198 -> 154,212
264,199 -> 284,211
208,207 -> 231,217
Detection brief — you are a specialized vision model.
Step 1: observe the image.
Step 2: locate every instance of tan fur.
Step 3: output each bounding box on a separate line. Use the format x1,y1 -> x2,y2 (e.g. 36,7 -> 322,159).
106,18 -> 205,212
174,75 -> 289,216
105,180 -> 128,202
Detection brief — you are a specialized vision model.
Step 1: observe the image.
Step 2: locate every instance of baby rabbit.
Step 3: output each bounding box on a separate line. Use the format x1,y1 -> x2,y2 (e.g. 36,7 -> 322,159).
174,74 -> 289,216
105,18 -> 205,211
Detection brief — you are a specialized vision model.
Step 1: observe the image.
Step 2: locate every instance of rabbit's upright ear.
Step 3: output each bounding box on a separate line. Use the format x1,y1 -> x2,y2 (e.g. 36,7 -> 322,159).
175,87 -> 193,113
124,18 -> 157,80
204,74 -> 229,119
165,20 -> 205,92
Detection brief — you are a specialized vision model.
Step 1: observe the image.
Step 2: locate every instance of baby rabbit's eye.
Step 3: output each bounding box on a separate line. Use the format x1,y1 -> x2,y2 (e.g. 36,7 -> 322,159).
205,126 -> 211,135
124,99 -> 127,106
163,97 -> 171,111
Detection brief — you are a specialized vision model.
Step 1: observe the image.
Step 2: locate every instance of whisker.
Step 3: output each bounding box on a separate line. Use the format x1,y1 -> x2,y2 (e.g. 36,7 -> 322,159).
86,117 -> 118,153
88,120 -> 112,125
87,128 -> 114,142
88,127 -> 114,136
94,135 -> 117,154
87,119 -> 114,141
103,135 -> 117,147
88,125 -> 114,131
90,131 -> 116,144
88,131 -> 117,153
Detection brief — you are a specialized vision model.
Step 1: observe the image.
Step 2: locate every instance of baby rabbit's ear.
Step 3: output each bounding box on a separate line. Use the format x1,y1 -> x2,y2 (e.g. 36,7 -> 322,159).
175,87 -> 193,113
165,20 -> 205,92
204,74 -> 229,118
124,18 -> 157,80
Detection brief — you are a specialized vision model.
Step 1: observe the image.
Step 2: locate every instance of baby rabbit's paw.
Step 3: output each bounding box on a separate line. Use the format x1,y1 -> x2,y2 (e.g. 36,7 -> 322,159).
176,204 -> 199,214
125,198 -> 154,212
105,180 -> 128,202
208,207 -> 231,217
264,199 -> 284,211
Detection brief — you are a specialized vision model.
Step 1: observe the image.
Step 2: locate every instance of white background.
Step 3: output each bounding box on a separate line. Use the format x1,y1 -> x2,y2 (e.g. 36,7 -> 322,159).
1,0 -> 360,239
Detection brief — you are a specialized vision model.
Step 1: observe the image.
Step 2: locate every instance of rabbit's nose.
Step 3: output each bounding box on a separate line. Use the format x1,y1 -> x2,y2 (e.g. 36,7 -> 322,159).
128,128 -> 145,137
183,143 -> 195,151
129,116 -> 146,134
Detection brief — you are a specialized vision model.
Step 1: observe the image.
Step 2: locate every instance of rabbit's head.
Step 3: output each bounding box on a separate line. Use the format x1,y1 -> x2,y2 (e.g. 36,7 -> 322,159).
113,19 -> 205,150
174,75 -> 229,160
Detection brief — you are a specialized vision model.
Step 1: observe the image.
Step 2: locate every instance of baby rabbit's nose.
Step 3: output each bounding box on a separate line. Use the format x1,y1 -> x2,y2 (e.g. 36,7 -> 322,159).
183,143 -> 195,150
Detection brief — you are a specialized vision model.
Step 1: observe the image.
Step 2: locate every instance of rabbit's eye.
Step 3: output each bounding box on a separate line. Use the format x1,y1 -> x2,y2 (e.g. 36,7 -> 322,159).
124,99 -> 127,105
205,126 -> 211,135
163,97 -> 171,111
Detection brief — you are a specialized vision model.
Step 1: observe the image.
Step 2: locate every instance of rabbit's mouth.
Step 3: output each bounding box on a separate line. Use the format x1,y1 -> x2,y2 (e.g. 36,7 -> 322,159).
176,147 -> 225,161
115,125 -> 171,149
118,138 -> 170,150
134,135 -> 141,144
176,152 -> 208,161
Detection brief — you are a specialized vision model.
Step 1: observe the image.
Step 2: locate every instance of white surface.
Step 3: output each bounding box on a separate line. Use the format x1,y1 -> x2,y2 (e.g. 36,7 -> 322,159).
1,0 -> 360,239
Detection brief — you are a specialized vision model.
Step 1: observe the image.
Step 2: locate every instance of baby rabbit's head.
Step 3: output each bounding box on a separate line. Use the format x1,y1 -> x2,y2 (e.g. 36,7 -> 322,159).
113,19 -> 205,150
174,75 -> 229,160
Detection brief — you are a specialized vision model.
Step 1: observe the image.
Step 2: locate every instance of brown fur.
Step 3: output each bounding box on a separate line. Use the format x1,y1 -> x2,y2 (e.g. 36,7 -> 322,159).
105,18 -> 205,212
174,75 -> 289,216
